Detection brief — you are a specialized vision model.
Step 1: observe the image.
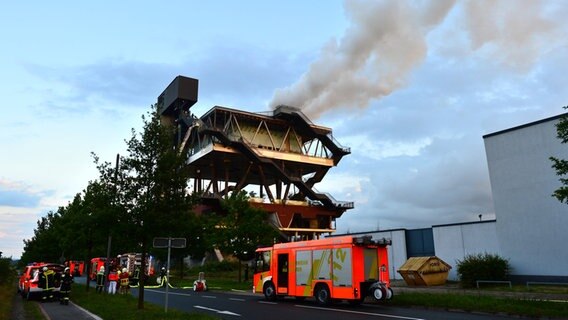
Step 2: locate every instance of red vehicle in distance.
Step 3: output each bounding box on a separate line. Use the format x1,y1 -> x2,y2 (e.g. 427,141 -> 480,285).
66,260 -> 85,276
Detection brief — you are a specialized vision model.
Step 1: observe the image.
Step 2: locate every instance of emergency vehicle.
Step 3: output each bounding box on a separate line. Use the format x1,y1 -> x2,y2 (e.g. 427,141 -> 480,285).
66,260 -> 85,276
253,235 -> 393,305
89,257 -> 107,280
18,262 -> 64,300
118,253 -> 155,276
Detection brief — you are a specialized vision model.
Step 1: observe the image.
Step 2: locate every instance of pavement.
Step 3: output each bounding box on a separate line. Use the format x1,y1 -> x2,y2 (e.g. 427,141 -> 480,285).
37,300 -> 102,320
11,290 -> 102,320
14,281 -> 567,320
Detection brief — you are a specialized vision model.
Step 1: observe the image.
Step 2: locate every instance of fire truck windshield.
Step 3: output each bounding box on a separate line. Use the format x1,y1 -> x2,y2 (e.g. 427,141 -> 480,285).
254,250 -> 271,273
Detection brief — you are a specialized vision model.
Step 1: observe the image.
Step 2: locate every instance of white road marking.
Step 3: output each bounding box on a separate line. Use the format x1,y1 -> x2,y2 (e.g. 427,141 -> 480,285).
258,301 -> 278,305
194,305 -> 241,316
229,298 -> 246,301
202,295 -> 217,299
295,305 -> 425,320
145,289 -> 192,297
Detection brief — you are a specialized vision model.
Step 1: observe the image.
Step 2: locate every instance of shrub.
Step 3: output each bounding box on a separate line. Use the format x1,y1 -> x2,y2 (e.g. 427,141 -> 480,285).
456,253 -> 510,288
0,258 -> 16,285
201,260 -> 239,272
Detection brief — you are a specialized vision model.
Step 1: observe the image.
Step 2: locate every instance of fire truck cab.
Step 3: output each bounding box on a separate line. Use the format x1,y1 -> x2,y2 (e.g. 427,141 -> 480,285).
253,235 -> 393,305
66,260 -> 85,276
89,258 -> 107,280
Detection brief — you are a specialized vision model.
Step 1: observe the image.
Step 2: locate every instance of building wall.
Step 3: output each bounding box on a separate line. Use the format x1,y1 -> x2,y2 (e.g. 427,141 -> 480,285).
484,116 -> 568,280
433,220 -> 499,280
340,230 -> 407,280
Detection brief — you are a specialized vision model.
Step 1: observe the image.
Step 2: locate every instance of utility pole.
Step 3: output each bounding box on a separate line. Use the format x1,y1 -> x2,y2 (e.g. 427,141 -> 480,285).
105,153 -> 120,291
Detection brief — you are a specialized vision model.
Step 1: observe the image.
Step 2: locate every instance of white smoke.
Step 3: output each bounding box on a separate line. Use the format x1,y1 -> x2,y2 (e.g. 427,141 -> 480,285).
270,0 -> 563,119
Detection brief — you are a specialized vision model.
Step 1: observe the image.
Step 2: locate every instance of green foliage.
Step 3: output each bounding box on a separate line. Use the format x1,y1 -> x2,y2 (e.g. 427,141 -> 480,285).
216,190 -> 279,261
550,106 -> 568,204
456,253 -> 510,288
0,258 -> 15,285
198,260 -> 239,272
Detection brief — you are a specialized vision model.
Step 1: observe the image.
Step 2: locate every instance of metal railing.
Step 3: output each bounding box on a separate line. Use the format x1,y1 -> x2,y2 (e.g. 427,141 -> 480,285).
476,280 -> 512,289
526,281 -> 568,289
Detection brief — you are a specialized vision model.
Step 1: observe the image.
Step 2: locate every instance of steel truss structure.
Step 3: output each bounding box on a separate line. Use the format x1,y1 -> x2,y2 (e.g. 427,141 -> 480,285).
158,76 -> 353,240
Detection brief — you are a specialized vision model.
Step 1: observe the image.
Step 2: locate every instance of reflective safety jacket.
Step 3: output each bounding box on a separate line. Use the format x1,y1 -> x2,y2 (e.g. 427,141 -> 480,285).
39,269 -> 55,290
60,273 -> 73,292
96,271 -> 105,286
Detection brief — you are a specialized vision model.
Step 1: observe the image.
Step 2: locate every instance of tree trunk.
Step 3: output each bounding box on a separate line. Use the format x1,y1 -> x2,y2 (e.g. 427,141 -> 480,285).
238,259 -> 242,282
179,255 -> 184,279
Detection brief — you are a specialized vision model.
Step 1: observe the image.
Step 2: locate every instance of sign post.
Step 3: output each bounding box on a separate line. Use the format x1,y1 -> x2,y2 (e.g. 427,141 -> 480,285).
153,237 -> 186,313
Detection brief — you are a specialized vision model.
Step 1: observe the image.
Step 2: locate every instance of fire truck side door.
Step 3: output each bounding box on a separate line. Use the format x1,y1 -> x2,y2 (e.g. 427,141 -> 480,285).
277,253 -> 289,291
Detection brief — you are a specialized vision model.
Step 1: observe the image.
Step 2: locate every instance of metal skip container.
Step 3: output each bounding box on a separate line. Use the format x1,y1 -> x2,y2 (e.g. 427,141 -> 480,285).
397,256 -> 452,286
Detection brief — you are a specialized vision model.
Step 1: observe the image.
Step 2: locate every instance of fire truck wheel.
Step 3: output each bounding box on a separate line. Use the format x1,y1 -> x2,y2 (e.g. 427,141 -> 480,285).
386,287 -> 393,300
372,287 -> 384,300
263,282 -> 276,301
315,285 -> 331,306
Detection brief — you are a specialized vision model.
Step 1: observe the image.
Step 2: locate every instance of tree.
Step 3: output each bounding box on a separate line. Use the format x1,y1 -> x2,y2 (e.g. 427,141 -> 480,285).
19,180 -> 120,274
20,210 -> 66,265
550,106 -> 568,204
217,190 -> 279,281
95,104 -> 193,309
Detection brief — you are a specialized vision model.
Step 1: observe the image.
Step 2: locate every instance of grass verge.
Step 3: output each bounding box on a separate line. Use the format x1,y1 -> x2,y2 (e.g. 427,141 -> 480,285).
389,291 -> 568,319
22,299 -> 44,320
165,269 -> 252,292
0,282 -> 14,320
1,281 -> 44,320
72,284 -> 217,320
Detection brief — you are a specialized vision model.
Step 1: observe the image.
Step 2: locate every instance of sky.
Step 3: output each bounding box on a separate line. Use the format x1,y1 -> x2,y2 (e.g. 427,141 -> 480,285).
1,0 -> 567,259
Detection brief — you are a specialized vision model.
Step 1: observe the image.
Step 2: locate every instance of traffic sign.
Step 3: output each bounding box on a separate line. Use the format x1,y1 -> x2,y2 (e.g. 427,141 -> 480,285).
153,237 -> 186,248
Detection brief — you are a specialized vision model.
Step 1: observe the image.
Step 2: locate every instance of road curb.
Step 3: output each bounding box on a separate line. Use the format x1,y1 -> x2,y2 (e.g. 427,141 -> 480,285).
37,302 -> 51,320
70,301 -> 103,320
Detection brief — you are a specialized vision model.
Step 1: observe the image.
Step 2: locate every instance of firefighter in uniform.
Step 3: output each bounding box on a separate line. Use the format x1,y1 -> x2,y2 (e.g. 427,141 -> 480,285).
59,267 -> 73,305
39,266 -> 55,302
131,266 -> 140,286
119,268 -> 129,294
159,267 -> 166,286
96,266 -> 105,293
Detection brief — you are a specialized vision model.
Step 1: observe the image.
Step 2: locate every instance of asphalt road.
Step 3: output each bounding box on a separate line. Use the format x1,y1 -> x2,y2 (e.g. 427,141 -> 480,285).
131,287 -> 523,320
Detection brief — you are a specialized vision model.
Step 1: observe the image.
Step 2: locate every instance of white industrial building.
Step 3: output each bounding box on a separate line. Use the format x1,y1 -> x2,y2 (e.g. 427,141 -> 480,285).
336,113 -> 568,283
483,113 -> 568,282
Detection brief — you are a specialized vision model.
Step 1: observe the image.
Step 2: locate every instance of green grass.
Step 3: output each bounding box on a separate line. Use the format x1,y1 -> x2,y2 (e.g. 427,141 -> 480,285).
22,299 -> 44,320
0,279 -> 44,320
165,269 -> 252,292
0,282 -> 14,320
72,284 -> 217,320
389,291 -> 568,319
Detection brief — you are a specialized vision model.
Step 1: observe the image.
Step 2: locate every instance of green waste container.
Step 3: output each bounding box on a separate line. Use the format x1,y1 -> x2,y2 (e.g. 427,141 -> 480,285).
397,256 -> 451,286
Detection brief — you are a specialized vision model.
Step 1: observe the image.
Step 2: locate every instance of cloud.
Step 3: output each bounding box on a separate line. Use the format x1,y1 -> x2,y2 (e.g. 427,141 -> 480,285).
23,59 -> 176,114
0,206 -> 44,258
0,179 -> 52,208
22,42 -> 309,118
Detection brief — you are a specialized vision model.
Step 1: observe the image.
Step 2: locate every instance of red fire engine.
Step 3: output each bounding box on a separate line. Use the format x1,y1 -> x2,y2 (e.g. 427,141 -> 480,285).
89,258 -> 107,280
66,260 -> 85,276
253,235 -> 393,305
